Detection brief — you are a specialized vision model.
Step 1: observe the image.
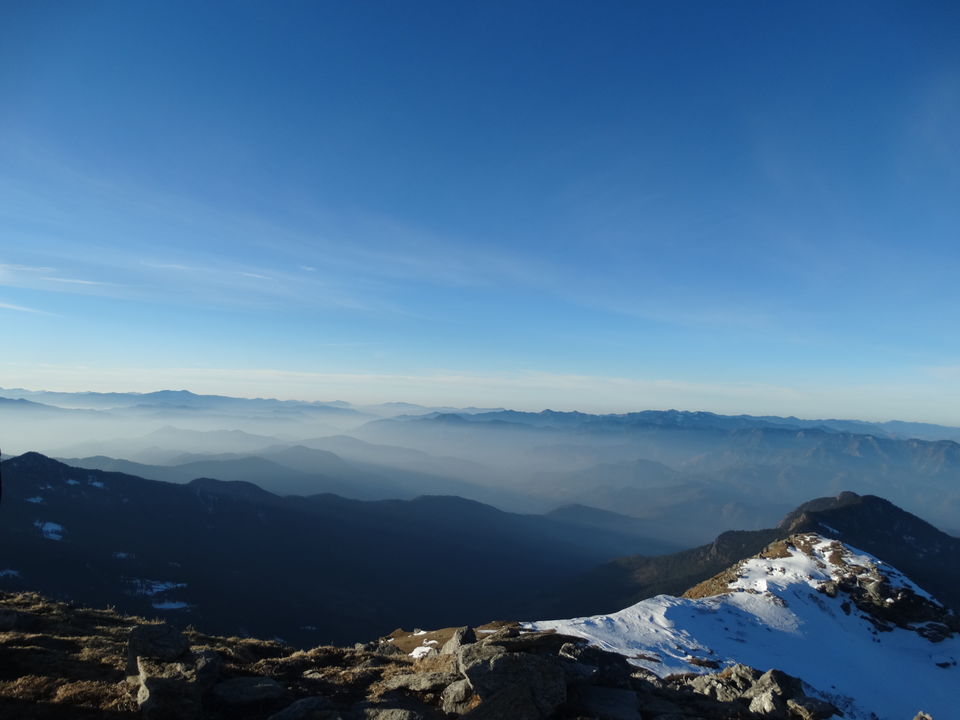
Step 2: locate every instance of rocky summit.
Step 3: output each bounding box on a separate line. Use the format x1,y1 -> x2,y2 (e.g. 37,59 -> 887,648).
0,589 -> 864,720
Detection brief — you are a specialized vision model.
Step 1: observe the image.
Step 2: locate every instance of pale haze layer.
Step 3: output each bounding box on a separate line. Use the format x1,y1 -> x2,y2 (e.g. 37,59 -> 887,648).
1,2 -> 959,423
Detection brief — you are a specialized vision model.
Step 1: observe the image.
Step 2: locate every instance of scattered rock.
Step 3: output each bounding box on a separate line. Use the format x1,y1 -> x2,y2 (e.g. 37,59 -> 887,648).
440,625 -> 476,655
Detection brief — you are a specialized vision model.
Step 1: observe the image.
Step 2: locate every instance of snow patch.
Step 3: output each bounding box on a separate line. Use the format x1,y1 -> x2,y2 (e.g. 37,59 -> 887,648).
34,521 -> 64,540
113,552 -> 134,560
88,480 -> 106,489
152,601 -> 189,610
24,496 -> 44,504
0,569 -> 20,578
131,579 -> 187,597
66,479 -> 80,486
409,646 -> 434,659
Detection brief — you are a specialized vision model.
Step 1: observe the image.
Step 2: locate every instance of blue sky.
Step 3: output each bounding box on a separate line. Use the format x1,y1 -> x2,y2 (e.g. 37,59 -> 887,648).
1,1 -> 959,420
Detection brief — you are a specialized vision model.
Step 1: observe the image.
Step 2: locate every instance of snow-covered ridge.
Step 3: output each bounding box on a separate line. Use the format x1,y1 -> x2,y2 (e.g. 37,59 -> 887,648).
527,533 -> 959,720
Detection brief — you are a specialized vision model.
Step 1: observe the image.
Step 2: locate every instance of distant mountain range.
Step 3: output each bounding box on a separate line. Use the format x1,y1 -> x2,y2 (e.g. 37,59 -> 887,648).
5,388 -> 960,545
0,453 -> 673,645
356,411 -> 960,542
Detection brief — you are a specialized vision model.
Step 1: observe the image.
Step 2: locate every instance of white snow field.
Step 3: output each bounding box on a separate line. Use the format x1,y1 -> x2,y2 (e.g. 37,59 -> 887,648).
527,534 -> 958,720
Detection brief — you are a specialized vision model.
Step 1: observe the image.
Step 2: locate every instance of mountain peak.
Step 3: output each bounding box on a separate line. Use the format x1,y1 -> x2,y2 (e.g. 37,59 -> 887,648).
530,532 -> 959,719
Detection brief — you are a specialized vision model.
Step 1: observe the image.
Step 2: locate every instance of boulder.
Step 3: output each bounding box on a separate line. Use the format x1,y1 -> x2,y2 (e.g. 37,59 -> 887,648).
441,678 -> 475,715
787,696 -> 841,719
127,623 -> 190,678
458,645 -> 565,716
440,625 -> 476,655
748,688 -> 785,715
381,671 -> 460,693
461,682 -> 541,720
718,663 -> 761,691
213,676 -> 287,705
743,667 -> 800,714
136,657 -> 200,720
689,674 -> 743,703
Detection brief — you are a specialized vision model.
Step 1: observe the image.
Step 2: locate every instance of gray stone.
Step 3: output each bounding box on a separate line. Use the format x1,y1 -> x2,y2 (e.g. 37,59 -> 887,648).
127,623 -> 190,678
459,647 -> 565,716
268,696 -> 340,720
382,671 -> 459,692
441,678 -> 474,714
689,674 -> 742,703
720,663 -> 761,691
912,713 -> 934,720
756,668 -> 801,696
484,630 -> 575,654
377,641 -> 404,656
360,709 -> 423,720
213,676 -> 287,705
461,683 -> 540,720
787,696 -> 840,720
136,657 -> 200,720
440,625 -> 477,655
579,685 -> 642,720
457,642 -> 506,678
748,688 -> 785,715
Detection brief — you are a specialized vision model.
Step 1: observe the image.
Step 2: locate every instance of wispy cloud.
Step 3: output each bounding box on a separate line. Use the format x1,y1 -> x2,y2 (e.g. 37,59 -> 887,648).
0,301 -> 54,315
140,261 -> 196,272
0,263 -> 57,274
40,276 -> 109,286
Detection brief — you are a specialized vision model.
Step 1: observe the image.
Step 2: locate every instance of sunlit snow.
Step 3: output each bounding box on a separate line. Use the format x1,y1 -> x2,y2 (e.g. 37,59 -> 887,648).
527,534 -> 958,720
